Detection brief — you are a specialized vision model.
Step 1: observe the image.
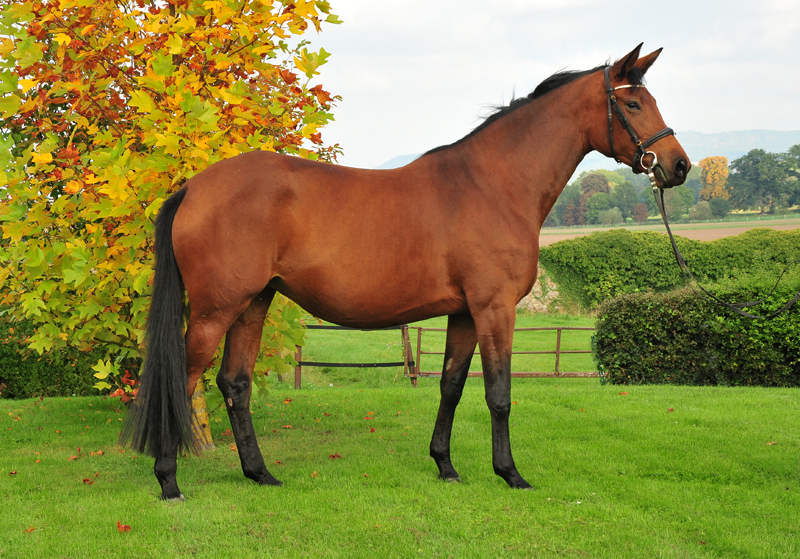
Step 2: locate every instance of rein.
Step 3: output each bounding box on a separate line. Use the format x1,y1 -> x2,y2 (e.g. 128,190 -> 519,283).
604,65 -> 800,320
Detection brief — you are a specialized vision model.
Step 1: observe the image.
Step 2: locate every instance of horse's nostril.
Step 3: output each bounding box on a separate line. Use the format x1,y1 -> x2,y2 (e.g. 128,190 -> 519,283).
674,158 -> 688,178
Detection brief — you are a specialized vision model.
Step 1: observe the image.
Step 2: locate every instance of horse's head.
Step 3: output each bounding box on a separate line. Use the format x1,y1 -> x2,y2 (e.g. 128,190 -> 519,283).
590,44 -> 690,188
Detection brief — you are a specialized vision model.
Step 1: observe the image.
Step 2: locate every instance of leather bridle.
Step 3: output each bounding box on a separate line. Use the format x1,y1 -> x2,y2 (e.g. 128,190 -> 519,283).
604,65 -> 675,187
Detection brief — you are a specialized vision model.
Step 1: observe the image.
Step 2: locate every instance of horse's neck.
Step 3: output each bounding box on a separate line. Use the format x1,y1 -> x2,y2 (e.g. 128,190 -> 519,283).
456,89 -> 592,228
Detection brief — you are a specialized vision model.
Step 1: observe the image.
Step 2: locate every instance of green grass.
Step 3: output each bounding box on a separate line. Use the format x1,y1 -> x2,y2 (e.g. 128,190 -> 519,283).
298,314 -> 597,389
2,380 -> 799,558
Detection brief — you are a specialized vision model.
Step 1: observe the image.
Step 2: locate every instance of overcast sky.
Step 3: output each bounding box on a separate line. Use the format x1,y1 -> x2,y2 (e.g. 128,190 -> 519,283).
307,0 -> 800,169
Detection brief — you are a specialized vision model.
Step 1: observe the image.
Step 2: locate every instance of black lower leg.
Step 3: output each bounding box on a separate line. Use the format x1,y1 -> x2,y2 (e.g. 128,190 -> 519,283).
484,363 -> 531,490
154,440 -> 184,501
218,370 -> 281,486
430,314 -> 476,482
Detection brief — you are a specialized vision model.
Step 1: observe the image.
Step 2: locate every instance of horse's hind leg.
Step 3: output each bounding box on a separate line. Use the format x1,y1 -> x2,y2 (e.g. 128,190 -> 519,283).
154,311 -> 235,501
430,314 -> 477,482
216,288 -> 282,486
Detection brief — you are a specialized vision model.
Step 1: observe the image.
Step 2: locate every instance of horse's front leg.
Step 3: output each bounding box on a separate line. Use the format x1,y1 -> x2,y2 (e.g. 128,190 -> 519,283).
473,303 -> 532,489
430,313 -> 478,482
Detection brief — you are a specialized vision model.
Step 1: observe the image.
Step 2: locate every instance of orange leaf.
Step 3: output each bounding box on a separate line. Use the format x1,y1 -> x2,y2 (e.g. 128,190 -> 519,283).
68,456 -> 78,461
83,478 -> 94,485
9,470 -> 17,475
117,521 -> 131,532
24,526 -> 34,533
311,471 -> 318,478
281,425 -> 293,429
618,392 -> 628,396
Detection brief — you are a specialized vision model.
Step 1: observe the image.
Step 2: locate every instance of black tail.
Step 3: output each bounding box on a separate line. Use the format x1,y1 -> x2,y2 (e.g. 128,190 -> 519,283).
120,188 -> 196,457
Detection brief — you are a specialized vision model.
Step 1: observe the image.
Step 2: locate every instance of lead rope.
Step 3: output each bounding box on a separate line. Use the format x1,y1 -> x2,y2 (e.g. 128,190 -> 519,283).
648,169 -> 800,320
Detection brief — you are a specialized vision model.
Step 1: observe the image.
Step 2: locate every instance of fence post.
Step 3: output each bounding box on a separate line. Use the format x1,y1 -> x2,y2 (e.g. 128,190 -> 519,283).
402,325 -> 417,387
294,346 -> 302,390
554,328 -> 562,376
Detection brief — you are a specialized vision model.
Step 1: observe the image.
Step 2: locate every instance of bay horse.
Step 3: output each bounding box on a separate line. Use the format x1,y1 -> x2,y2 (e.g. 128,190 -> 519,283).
122,44 -> 690,500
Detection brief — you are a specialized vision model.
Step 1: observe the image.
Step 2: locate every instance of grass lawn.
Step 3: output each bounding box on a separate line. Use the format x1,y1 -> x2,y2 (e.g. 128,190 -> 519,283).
2,377 -> 799,558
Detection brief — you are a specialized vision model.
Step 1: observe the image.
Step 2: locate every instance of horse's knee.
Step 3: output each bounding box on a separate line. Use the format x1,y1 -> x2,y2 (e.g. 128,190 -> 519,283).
217,370 -> 252,406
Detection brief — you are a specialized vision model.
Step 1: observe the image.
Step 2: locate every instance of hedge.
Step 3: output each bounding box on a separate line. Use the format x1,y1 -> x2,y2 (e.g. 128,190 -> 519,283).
540,228 -> 800,309
0,317 -> 101,398
594,272 -> 800,386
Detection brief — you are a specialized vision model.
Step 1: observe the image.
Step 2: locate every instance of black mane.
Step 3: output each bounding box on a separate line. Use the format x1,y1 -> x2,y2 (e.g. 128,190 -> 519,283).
423,64 -> 645,156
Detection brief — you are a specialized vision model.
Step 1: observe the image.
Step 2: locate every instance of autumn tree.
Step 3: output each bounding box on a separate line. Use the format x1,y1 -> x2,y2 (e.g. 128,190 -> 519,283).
631,202 -> 648,223
697,156 -> 729,200
0,0 -> 341,398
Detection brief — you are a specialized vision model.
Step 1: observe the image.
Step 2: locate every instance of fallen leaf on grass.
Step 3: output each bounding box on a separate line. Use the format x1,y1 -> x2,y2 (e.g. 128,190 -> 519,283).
68,456 -> 78,461
329,453 -> 342,460
24,526 -> 34,533
83,478 -> 94,485
9,471 -> 17,476
229,444 -> 237,452
370,428 -> 376,433
363,473 -> 369,477
274,460 -> 283,466
283,398 -> 293,405
668,408 -> 674,412
281,425 -> 293,429
221,428 -> 232,436
323,412 -> 331,416
116,521 -> 131,532
767,441 -> 777,446
698,541 -> 706,546
619,392 -> 628,396
311,471 -> 318,478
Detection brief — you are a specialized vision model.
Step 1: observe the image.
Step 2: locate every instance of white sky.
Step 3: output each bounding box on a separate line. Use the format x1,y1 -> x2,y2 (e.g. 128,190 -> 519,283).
309,0 -> 800,169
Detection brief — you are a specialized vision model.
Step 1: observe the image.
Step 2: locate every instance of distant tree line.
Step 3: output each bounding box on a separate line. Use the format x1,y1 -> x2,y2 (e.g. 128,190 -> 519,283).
545,144 -> 800,227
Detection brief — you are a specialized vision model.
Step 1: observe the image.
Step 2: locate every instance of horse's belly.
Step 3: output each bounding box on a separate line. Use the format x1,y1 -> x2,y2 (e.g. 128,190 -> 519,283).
268,272 -> 466,328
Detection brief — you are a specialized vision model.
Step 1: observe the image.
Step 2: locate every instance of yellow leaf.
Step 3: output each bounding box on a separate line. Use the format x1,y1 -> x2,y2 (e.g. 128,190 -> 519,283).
165,33 -> 183,55
18,79 -> 37,94
52,33 -> 72,46
64,180 -> 82,194
219,89 -> 243,105
31,152 -> 53,165
0,38 -> 14,56
80,25 -> 96,36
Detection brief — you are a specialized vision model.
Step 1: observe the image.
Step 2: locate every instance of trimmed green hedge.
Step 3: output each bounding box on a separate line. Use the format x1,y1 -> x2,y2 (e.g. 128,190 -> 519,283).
0,319 -> 101,398
540,228 -> 800,309
594,273 -> 800,386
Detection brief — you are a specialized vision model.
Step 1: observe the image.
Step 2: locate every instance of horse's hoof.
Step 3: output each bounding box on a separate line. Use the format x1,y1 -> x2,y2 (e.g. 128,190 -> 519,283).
162,493 -> 185,502
258,477 -> 283,487
438,474 -> 461,483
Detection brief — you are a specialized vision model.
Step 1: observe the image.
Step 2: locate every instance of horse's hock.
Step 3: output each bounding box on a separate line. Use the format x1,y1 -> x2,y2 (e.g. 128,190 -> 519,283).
516,265 -> 559,313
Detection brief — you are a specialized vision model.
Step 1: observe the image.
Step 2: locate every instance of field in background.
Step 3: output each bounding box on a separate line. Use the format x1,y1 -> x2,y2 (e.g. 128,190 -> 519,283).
540,215 -> 800,246
2,382 -> 799,558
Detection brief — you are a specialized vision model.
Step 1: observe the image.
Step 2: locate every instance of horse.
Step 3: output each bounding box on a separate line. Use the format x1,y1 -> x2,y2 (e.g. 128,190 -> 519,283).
122,43 -> 690,500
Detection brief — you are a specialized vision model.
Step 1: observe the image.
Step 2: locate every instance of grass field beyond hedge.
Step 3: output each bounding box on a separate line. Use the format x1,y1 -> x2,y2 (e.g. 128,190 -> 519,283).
2,379 -> 799,558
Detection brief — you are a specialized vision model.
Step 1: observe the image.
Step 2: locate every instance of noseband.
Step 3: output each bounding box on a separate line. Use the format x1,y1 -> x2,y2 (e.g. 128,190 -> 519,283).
604,65 -> 675,187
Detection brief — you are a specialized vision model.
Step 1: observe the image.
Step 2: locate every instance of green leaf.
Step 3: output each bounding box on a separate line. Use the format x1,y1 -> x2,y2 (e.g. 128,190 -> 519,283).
0,93 -> 20,118
151,51 -> 175,77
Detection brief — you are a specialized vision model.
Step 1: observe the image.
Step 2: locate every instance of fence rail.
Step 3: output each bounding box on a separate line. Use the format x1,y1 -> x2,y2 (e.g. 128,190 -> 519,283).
292,324 -> 597,388
410,326 -> 597,383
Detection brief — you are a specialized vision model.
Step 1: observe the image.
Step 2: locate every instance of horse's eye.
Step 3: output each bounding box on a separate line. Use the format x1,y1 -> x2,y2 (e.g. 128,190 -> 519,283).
626,101 -> 641,111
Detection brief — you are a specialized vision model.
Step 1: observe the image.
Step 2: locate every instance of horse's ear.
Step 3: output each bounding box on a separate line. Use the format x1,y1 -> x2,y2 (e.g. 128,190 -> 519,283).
611,43 -> 643,80
636,48 -> 663,74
